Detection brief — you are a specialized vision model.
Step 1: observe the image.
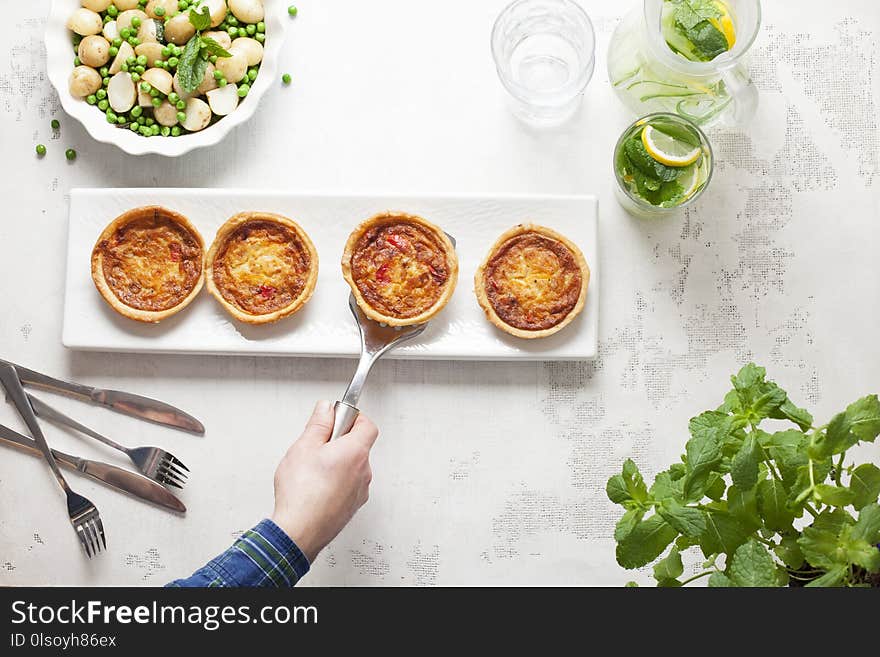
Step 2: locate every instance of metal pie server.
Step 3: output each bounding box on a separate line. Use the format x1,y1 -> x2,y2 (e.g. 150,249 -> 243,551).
328,294 -> 427,440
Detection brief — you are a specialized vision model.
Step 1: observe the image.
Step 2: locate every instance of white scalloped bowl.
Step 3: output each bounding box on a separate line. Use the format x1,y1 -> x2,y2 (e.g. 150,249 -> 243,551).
45,0 -> 287,157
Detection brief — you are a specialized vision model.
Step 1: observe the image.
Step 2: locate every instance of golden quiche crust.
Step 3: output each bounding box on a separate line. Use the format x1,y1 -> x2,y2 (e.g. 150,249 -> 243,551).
205,212 -> 319,325
341,212 -> 458,326
474,224 -> 590,339
91,205 -> 205,324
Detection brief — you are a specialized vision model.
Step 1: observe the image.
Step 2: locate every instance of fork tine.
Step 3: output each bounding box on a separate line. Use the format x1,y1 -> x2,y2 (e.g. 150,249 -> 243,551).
157,463 -> 187,485
161,459 -> 188,481
158,472 -> 184,489
77,525 -> 92,558
166,453 -> 190,472
95,516 -> 107,550
85,521 -> 100,555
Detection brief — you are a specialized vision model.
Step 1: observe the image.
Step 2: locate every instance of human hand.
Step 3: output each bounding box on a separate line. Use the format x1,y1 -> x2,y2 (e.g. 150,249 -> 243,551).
271,400 -> 379,563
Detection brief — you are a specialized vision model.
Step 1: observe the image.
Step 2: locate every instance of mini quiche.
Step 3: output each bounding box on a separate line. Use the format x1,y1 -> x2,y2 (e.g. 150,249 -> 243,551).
342,212 -> 458,326
206,212 -> 319,325
91,206 -> 205,323
474,224 -> 589,339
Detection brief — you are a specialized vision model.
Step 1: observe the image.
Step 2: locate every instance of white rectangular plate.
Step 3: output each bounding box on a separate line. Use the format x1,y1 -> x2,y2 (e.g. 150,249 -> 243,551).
63,189 -> 598,360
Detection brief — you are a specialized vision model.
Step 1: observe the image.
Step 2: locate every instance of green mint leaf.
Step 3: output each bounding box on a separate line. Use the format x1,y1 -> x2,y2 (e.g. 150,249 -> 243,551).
707,571 -> 732,587
805,564 -> 847,587
841,528 -> 880,571
685,20 -> 729,60
773,534 -> 805,570
200,36 -> 232,58
189,6 -> 211,32
653,548 -> 684,581
704,472 -> 727,500
656,577 -> 683,587
683,427 -> 722,499
177,34 -> 208,94
787,458 -> 832,507
844,395 -> 880,442
814,484 -> 856,508
700,511 -> 750,557
767,430 -> 808,484
615,515 -> 679,569
717,389 -> 742,414
607,459 -> 649,506
732,363 -> 766,392
750,386 -> 787,420
771,398 -> 813,431
727,485 -> 762,533
624,581 -> 639,587
606,474 -> 631,504
624,135 -> 680,182
728,539 -> 780,587
852,503 -> 880,545
649,470 -> 685,501
850,464 -> 880,509
659,499 -> 706,537
757,478 -> 795,531
614,508 -> 645,541
689,410 -> 729,442
730,433 -> 760,490
798,509 -> 852,570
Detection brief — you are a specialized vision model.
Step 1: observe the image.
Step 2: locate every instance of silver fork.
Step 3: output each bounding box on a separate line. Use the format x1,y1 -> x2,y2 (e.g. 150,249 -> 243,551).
0,363 -> 106,558
25,393 -> 189,489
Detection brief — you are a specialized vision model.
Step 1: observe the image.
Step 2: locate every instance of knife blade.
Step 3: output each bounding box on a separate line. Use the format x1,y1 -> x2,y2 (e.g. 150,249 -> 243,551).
1,360 -> 205,435
0,423 -> 186,514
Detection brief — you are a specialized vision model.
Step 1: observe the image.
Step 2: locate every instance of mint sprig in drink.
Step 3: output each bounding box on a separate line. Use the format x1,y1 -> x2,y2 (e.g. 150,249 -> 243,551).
613,113 -> 713,217
607,0 -> 760,127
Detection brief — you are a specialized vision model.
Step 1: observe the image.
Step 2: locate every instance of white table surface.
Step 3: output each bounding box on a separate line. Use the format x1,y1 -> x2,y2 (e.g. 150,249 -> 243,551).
0,0 -> 878,586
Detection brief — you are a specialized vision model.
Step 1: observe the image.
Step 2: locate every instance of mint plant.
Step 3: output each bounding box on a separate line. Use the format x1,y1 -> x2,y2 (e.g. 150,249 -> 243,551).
607,364 -> 880,587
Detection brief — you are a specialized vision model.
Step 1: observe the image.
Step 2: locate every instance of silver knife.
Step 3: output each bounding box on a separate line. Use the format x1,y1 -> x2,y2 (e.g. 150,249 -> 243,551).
1,360 -> 205,435
0,423 -> 186,514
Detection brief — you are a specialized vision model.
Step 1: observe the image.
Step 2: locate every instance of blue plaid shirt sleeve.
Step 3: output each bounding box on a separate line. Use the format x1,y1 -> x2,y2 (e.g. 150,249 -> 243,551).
166,519 -> 311,588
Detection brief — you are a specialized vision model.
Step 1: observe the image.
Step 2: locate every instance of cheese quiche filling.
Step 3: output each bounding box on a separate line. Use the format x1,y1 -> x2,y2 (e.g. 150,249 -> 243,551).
212,220 -> 313,316
483,232 -> 583,331
349,220 -> 452,320
97,208 -> 202,312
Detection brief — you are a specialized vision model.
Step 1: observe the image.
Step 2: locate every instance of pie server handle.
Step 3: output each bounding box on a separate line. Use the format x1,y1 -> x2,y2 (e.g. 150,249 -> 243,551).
329,401 -> 360,441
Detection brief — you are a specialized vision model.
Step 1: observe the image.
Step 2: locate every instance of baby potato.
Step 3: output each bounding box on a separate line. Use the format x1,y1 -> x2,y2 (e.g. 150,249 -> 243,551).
145,0 -> 177,19
215,52 -> 247,84
164,12 -> 196,45
108,40 -> 134,74
67,8 -> 103,36
202,30 -> 232,50
196,62 -> 218,95
69,65 -> 102,97
141,67 -> 173,95
78,35 -> 110,68
135,42 -> 166,67
107,71 -> 137,113
113,0 -> 142,10
116,9 -> 147,32
228,0 -> 265,25
137,18 -> 159,43
81,0 -> 113,11
153,100 -> 180,127
181,97 -> 211,132
102,20 -> 119,41
203,0 -> 228,28
230,37 -> 263,66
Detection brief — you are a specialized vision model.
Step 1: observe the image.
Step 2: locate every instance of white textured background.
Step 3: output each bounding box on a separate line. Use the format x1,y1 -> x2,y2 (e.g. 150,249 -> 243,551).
0,0 -> 878,586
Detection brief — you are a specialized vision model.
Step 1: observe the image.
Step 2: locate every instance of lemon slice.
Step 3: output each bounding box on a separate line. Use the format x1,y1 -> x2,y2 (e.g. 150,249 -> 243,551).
641,125 -> 702,167
677,163 -> 701,200
709,1 -> 736,50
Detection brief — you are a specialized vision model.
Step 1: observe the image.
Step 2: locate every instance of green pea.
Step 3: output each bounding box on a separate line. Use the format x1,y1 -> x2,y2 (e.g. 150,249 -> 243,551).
51,119 -> 60,130
247,68 -> 257,81
171,126 -> 181,136
135,65 -> 146,74
35,144 -> 47,156
98,99 -> 109,110
213,70 -> 223,80
73,57 -> 81,66
131,16 -> 141,28
161,45 -> 172,57
129,37 -> 140,46
102,76 -> 110,86
127,55 -> 137,65
113,38 -> 122,47
282,73 -> 291,85
151,124 -> 160,135
209,54 -> 218,63
120,28 -> 132,39
178,1 -> 189,10
227,26 -> 238,37
108,46 -> 118,57
150,88 -> 160,97
168,92 -> 179,104
96,88 -> 107,99
65,148 -> 77,161
117,115 -> 127,124
175,99 -> 185,110
130,122 -> 140,132
120,62 -> 129,72
104,14 -> 113,24
161,125 -> 171,137
257,22 -> 265,33
145,117 -> 155,126
288,6 -> 298,17
154,7 -> 165,16
107,5 -> 118,17
176,111 -> 186,122
131,72 -> 141,82
136,55 -> 147,66
246,24 -> 256,35
86,94 -> 97,105
99,66 -> 109,77
151,98 -> 162,108
237,84 -> 249,97
255,32 -> 265,43
106,110 -> 117,121
140,81 -> 151,92
218,78 -> 227,87
131,106 -> 143,117
227,15 -> 238,26
140,126 -> 150,136
168,56 -> 179,67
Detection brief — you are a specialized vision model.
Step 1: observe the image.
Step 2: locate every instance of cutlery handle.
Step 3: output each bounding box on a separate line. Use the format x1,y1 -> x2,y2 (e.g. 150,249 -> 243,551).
329,401 -> 360,441
0,363 -> 71,494
27,393 -> 128,453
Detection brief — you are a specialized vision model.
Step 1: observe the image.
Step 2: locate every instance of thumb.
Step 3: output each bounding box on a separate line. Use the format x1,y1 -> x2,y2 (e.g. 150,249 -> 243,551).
298,400 -> 335,445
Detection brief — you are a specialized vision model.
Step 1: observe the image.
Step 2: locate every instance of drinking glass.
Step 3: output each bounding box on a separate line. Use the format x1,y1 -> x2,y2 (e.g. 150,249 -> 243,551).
491,0 -> 596,126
